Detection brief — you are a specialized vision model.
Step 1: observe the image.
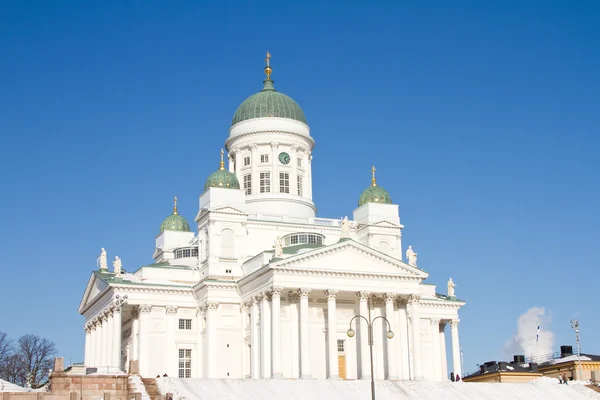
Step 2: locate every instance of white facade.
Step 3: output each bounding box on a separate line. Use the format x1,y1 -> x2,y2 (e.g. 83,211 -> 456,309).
78,65 -> 465,381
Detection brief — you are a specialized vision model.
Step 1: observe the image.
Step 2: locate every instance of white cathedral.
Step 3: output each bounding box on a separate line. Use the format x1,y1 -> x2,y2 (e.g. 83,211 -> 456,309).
78,54 -> 465,382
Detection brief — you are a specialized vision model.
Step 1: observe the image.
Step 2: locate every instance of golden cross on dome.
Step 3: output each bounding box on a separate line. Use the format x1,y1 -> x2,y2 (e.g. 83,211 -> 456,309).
219,148 -> 225,170
265,51 -> 271,67
371,165 -> 377,186
173,196 -> 178,214
264,51 -> 272,79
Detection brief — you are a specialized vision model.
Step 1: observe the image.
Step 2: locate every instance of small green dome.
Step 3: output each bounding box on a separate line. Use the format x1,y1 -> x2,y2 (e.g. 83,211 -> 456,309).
231,79 -> 307,126
160,213 -> 190,233
359,185 -> 392,206
204,168 -> 240,192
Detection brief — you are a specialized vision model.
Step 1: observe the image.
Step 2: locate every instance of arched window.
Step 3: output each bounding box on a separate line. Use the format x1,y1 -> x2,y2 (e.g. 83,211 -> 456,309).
221,229 -> 235,259
379,241 -> 391,255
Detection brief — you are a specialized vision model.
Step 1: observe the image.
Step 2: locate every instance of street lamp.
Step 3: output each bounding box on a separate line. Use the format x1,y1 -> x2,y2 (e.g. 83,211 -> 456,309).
570,319 -> 582,381
347,312 -> 394,400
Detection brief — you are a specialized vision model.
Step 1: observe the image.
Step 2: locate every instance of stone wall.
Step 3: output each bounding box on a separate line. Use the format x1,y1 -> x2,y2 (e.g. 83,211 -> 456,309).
50,374 -> 130,400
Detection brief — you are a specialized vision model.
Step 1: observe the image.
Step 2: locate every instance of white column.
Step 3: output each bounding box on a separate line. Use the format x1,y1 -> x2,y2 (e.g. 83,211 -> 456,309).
397,299 -> 409,380
259,292 -> 271,378
290,145 -> 298,196
326,289 -> 339,379
251,298 -> 260,379
450,319 -> 462,379
384,293 -> 398,380
271,287 -> 283,378
440,321 -> 448,381
299,288 -> 312,379
95,319 -> 103,368
431,319 -> 441,381
307,153 -> 313,200
206,302 -> 219,378
104,310 -> 113,368
165,305 -> 178,377
358,291 -> 370,379
131,309 -> 140,362
112,304 -> 124,371
88,324 -> 96,367
271,142 -> 279,193
289,292 -> 300,378
250,144 -> 258,194
138,305 -> 152,377
84,326 -> 91,367
240,303 -> 248,379
409,295 -> 423,380
196,306 -> 205,378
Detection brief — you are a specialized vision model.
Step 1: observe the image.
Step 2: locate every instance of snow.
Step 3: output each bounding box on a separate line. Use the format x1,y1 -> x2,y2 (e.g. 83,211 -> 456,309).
548,354 -> 592,364
129,376 -> 151,400
155,378 -> 600,400
0,378 -> 30,392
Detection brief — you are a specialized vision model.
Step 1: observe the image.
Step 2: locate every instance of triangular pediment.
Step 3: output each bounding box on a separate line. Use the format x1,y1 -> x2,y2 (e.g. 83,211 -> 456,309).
369,220 -> 401,228
274,240 -> 428,279
78,273 -> 109,314
212,206 -> 247,215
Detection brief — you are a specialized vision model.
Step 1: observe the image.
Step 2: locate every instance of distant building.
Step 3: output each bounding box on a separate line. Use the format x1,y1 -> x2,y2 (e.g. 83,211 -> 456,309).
464,346 -> 600,383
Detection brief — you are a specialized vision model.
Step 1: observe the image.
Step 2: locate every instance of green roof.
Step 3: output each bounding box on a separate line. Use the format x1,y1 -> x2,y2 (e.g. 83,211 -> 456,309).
160,212 -> 191,233
204,168 -> 240,192
231,79 -> 307,126
358,184 -> 392,207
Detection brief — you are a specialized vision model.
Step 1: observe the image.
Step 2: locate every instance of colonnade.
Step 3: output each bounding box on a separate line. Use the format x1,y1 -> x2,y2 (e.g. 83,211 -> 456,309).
84,295 -> 127,372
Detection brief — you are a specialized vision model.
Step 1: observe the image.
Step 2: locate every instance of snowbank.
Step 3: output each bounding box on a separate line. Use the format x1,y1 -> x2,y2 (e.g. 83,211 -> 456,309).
129,376 -> 151,400
155,378 -> 600,400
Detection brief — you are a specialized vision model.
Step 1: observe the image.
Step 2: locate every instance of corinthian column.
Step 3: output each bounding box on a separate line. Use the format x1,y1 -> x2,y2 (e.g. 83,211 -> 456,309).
104,309 -> 113,369
299,288 -> 312,379
259,292 -> 271,378
384,293 -> 398,380
165,305 -> 178,376
451,319 -> 462,378
357,291 -> 370,379
206,302 -> 219,378
112,294 -> 128,371
84,325 -> 91,367
251,298 -> 260,379
271,142 -> 279,193
271,287 -> 283,378
409,294 -> 423,380
431,319 -> 441,381
138,304 -> 152,377
326,289 -> 339,379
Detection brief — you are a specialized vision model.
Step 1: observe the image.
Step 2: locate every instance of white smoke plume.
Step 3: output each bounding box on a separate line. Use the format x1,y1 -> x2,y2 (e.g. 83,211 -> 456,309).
504,307 -> 555,359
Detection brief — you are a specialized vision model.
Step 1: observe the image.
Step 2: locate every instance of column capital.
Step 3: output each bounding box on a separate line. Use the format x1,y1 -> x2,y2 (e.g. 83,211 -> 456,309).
299,288 -> 311,299
206,301 -> 219,311
384,293 -> 397,303
130,306 -> 140,319
240,302 -> 249,312
357,291 -> 371,301
450,319 -> 460,327
439,320 -> 448,330
196,305 -> 206,315
396,297 -> 408,307
271,286 -> 284,297
325,289 -> 338,300
139,304 -> 152,313
250,143 -> 258,151
113,294 -> 128,312
270,141 -> 280,150
430,318 -> 441,326
408,294 -> 421,304
258,291 -> 271,301
84,324 -> 92,333
166,305 -> 179,315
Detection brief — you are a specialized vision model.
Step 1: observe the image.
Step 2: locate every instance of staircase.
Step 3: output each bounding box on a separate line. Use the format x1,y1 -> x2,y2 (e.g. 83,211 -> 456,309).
142,378 -> 162,400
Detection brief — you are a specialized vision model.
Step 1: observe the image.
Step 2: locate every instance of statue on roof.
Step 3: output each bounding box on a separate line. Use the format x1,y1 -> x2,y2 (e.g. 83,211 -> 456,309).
448,278 -> 457,298
340,216 -> 350,238
97,248 -> 108,271
274,236 -> 284,257
406,245 -> 417,267
113,256 -> 122,277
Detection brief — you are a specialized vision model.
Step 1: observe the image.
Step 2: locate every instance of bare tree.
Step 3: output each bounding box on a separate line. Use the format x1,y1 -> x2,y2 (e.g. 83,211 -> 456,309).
1,354 -> 24,386
16,335 -> 57,387
0,332 -> 13,365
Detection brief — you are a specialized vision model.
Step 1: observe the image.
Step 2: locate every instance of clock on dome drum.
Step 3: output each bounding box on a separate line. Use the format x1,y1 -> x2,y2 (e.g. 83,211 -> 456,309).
278,152 -> 291,164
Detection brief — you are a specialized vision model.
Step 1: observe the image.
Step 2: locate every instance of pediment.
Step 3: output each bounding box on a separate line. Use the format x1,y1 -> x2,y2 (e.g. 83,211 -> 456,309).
212,206 -> 247,215
274,240 -> 427,279
78,273 -> 109,314
370,220 -> 401,228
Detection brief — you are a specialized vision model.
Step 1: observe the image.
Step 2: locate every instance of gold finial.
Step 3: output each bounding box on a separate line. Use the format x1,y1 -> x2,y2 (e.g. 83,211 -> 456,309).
371,165 -> 377,187
219,148 -> 225,170
264,51 -> 272,79
173,196 -> 178,214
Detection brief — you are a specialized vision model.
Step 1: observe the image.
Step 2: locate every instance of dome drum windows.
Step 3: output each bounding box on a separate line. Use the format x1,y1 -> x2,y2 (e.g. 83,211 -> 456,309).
243,174 -> 252,195
175,247 -> 199,259
279,172 -> 290,193
260,172 -> 271,193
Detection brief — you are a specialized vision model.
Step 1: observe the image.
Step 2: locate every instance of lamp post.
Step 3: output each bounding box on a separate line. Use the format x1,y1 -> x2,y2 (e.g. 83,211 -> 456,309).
570,319 -> 582,380
347,311 -> 394,400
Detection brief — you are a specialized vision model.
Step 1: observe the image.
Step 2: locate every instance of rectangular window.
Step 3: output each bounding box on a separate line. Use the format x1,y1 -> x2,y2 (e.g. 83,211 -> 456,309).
297,175 -> 303,196
178,349 -> 192,378
178,319 -> 192,330
243,156 -> 250,166
243,174 -> 252,195
337,340 -> 345,353
261,154 -> 269,163
260,172 -> 270,193
279,172 -> 289,193
297,157 -> 302,167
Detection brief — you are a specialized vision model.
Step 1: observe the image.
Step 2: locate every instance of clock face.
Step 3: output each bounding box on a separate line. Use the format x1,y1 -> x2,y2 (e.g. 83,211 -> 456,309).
279,152 -> 291,164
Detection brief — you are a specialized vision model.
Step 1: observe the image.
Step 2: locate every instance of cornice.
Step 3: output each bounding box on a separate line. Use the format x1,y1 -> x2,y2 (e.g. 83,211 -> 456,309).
419,300 -> 464,309
225,130 -> 315,149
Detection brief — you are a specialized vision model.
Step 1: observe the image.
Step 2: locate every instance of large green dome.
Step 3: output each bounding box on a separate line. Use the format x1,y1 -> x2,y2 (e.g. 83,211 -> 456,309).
160,213 -> 191,233
231,79 -> 307,126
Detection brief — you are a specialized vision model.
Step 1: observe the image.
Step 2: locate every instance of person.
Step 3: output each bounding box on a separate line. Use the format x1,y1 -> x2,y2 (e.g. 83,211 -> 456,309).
563,373 -> 568,384
163,373 -> 168,377
456,374 -> 461,382
558,375 -> 563,384
156,375 -> 160,378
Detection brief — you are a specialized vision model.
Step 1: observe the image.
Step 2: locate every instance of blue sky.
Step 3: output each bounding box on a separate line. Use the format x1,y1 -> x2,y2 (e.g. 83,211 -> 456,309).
0,1 -> 598,374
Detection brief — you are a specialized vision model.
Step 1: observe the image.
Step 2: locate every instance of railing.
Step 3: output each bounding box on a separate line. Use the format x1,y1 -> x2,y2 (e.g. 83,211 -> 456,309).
247,214 -> 343,227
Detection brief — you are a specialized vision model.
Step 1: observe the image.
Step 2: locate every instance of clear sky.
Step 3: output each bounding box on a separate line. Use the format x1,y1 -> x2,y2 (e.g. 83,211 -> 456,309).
0,1 -> 598,374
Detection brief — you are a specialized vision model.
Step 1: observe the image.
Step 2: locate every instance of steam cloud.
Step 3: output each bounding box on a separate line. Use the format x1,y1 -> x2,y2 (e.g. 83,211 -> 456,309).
504,307 -> 555,359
